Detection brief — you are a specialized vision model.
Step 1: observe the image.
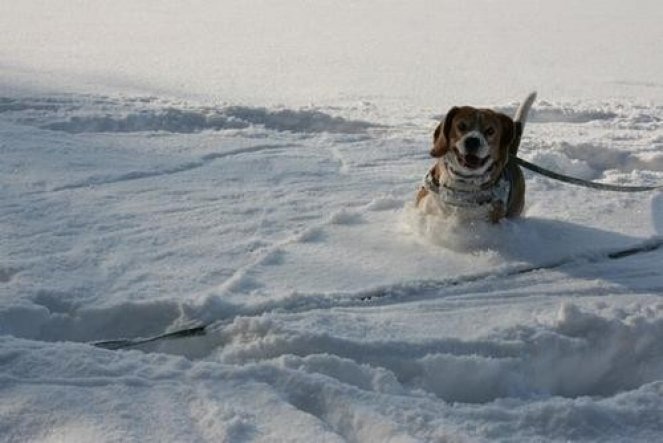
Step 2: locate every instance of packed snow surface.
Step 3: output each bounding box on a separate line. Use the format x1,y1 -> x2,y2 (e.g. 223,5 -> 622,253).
2,1 -> 663,442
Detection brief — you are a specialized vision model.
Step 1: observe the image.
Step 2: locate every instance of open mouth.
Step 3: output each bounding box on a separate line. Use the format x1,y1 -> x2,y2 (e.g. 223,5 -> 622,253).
453,148 -> 490,170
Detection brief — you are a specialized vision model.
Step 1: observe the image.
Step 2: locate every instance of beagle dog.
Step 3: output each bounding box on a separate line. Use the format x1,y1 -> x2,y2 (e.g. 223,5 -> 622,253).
416,93 -> 536,222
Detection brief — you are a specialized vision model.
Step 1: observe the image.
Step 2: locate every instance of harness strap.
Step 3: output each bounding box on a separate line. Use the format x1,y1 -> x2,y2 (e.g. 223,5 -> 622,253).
424,168 -> 511,208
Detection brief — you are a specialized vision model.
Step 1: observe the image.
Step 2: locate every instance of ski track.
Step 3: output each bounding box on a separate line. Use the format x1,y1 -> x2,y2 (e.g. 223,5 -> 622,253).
2,92 -> 663,442
51,143 -> 295,192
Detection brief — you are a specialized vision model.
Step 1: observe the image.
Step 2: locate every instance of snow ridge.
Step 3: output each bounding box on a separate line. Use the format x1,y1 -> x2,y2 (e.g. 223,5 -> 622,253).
1,96 -> 379,134
197,302 -> 663,402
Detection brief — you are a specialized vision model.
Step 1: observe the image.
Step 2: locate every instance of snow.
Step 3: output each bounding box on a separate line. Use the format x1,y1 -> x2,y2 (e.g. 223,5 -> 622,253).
2,1 -> 663,442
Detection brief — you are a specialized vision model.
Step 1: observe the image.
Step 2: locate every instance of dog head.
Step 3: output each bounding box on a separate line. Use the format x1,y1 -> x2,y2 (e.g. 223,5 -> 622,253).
430,106 -> 515,181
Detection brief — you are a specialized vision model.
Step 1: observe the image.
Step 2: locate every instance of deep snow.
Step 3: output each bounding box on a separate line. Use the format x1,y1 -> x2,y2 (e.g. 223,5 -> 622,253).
2,1 -> 663,442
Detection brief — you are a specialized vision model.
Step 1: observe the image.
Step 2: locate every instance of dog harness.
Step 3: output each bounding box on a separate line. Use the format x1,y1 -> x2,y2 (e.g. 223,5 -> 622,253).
423,166 -> 512,209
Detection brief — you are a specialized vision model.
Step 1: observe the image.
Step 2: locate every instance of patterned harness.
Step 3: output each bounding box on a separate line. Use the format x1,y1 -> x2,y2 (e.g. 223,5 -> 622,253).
423,165 -> 513,209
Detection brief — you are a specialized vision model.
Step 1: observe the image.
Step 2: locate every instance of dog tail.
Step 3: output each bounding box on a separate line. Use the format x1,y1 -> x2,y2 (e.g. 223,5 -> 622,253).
510,92 -> 536,157
514,91 -> 537,128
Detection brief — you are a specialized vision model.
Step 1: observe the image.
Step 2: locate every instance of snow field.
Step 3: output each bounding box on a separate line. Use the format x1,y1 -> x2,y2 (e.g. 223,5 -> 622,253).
2,2 -> 663,438
1,91 -> 663,441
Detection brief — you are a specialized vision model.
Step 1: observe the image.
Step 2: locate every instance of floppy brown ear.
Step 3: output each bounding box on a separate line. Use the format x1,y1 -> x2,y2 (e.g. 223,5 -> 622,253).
497,113 -> 515,157
430,107 -> 459,158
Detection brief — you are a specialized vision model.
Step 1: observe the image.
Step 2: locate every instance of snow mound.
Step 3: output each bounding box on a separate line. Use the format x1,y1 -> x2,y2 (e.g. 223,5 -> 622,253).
42,106 -> 377,134
561,142 -> 663,174
0,95 -> 380,134
0,298 -> 185,342
501,103 -> 618,124
413,302 -> 663,402
155,302 -> 663,405
223,106 -> 378,134
43,108 -> 250,133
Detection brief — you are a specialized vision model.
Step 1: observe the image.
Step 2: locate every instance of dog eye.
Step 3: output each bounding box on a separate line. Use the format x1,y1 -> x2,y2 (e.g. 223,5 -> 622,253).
457,122 -> 468,132
485,127 -> 495,136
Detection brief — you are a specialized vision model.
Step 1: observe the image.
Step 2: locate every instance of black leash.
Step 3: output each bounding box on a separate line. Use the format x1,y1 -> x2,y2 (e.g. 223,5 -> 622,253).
515,157 -> 663,192
93,324 -> 207,350
92,237 -> 663,350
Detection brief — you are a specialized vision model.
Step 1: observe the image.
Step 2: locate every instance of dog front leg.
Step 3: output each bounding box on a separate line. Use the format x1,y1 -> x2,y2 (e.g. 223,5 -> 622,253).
489,201 -> 506,223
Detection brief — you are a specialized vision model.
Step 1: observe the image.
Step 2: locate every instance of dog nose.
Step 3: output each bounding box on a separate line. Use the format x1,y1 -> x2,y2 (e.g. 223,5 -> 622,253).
464,136 -> 481,152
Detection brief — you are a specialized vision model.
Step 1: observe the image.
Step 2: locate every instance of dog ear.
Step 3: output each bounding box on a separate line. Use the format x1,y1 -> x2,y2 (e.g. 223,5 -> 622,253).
430,107 -> 458,158
497,113 -> 516,156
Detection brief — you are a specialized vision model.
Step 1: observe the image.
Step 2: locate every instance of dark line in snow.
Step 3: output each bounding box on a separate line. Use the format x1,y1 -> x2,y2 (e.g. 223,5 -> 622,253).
361,236 -> 663,301
94,325 -> 206,350
91,236 -> 663,351
51,143 -> 294,191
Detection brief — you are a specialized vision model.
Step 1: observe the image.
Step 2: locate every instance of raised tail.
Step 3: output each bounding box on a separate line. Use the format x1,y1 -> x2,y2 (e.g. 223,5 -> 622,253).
514,91 -> 537,127
510,91 -> 536,157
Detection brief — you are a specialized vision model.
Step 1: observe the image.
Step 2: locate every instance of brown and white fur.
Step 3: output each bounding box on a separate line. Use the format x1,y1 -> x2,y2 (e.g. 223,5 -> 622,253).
416,92 -> 536,223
